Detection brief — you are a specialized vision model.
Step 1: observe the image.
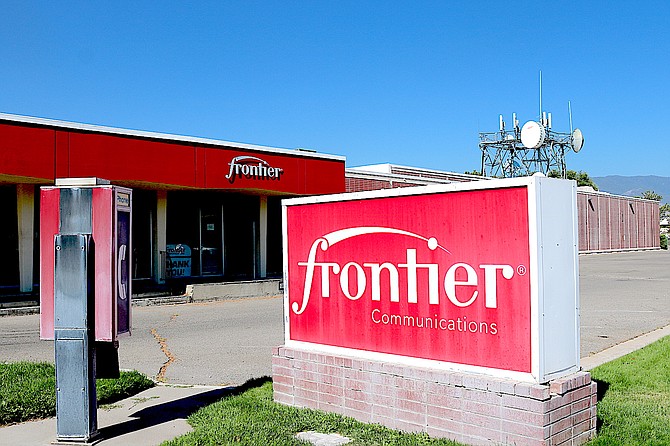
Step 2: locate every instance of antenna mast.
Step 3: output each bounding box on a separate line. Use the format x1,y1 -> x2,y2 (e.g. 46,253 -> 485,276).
568,100 -> 573,134
539,70 -> 543,121
478,73 -> 584,179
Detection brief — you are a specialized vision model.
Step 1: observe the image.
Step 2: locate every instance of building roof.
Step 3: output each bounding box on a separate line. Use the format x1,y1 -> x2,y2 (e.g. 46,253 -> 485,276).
348,163 -> 487,183
0,112 -> 345,162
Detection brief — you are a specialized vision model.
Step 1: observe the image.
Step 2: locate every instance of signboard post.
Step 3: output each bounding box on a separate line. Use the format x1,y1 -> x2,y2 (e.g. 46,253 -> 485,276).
274,175 -> 596,445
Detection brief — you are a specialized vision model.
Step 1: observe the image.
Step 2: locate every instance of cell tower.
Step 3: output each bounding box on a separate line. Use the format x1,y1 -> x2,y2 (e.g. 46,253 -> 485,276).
478,75 -> 584,178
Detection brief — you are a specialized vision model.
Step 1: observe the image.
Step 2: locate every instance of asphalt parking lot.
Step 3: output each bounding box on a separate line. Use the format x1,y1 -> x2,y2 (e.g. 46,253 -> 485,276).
579,249 -> 670,356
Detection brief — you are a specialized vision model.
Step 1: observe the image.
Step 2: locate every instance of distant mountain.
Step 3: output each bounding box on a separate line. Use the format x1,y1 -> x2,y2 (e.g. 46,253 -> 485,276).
592,175 -> 670,204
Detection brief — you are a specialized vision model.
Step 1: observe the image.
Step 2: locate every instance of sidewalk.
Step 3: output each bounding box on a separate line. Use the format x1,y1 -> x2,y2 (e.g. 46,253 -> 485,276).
2,324 -> 669,446
0,383 -> 231,446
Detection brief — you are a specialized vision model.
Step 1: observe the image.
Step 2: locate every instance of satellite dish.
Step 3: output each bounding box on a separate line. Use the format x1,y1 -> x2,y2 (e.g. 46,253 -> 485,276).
572,128 -> 584,153
520,121 -> 546,149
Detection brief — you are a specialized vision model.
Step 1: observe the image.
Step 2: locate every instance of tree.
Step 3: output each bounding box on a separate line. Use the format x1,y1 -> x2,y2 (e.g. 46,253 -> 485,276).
464,170 -> 482,176
660,203 -> 670,220
548,170 -> 599,190
639,190 -> 663,201
633,191 -> 668,222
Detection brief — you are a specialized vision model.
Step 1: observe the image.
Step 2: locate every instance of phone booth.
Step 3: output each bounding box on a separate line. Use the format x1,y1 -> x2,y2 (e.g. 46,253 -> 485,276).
39,177 -> 132,442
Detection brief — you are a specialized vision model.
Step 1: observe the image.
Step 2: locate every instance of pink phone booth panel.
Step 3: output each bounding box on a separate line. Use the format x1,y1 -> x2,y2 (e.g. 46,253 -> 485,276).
39,186 -> 117,342
39,187 -> 59,340
92,187 -> 115,342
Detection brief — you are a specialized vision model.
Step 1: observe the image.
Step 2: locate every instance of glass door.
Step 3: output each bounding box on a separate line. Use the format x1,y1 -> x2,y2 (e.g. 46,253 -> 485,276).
199,206 -> 223,276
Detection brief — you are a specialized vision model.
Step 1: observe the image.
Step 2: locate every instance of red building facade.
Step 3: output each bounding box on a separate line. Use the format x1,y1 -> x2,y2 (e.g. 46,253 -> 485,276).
0,113 -> 345,295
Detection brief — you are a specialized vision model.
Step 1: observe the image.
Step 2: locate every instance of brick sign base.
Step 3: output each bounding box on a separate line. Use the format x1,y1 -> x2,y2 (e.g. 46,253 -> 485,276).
272,346 -> 597,446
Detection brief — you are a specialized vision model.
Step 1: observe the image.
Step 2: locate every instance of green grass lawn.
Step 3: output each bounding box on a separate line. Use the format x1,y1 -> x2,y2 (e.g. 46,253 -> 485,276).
588,336 -> 670,445
163,379 -> 459,446
0,362 -> 154,426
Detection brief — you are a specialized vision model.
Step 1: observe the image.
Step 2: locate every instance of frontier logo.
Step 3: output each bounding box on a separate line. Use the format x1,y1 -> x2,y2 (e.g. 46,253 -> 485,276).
226,156 -> 284,184
293,226 -> 522,316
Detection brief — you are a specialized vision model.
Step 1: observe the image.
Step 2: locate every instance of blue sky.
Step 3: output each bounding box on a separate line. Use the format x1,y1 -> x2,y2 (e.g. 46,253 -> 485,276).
1,2 -> 668,177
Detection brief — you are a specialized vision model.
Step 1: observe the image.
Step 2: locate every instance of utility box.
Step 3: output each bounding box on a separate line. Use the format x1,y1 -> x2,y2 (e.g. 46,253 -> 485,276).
40,178 -> 132,342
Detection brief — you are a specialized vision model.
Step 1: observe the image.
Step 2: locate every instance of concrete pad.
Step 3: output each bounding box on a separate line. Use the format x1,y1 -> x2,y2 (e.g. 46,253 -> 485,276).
296,431 -> 351,445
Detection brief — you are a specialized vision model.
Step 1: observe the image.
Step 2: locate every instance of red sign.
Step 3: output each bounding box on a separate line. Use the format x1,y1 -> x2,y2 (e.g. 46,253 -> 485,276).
285,186 -> 532,373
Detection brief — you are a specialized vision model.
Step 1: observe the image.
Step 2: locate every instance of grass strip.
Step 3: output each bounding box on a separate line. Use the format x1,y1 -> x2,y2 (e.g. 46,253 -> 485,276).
0,362 -> 154,426
164,380 -> 460,446
588,336 -> 670,445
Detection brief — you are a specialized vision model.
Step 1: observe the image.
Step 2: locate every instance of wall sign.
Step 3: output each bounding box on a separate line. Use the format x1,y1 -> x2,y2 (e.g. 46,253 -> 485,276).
283,176 -> 580,383
225,155 -> 284,184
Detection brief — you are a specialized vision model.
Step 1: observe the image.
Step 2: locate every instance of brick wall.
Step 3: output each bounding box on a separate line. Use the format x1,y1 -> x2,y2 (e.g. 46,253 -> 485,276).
273,346 -> 597,446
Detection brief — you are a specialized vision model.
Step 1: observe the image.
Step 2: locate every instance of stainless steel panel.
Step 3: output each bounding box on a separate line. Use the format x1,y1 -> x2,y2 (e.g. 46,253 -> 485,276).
54,330 -> 97,440
59,187 -> 93,234
54,234 -> 89,329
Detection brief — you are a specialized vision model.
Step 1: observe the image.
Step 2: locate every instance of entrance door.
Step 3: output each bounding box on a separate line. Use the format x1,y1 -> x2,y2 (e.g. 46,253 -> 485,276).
223,195 -> 258,279
199,206 -> 223,276
0,186 -> 19,290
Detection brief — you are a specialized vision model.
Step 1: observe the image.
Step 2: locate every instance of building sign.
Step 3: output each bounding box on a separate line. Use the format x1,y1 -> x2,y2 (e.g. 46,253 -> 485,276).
283,177 -> 580,382
166,244 -> 192,278
225,155 -> 284,184
116,192 -> 130,207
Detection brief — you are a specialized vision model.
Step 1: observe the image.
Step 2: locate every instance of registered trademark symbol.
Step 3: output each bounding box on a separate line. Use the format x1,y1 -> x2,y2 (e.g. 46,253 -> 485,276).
517,265 -> 527,276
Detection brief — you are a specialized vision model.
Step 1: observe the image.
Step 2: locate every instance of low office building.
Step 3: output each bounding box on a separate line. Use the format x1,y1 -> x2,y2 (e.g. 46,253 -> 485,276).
346,164 -> 660,253
0,113 -> 345,296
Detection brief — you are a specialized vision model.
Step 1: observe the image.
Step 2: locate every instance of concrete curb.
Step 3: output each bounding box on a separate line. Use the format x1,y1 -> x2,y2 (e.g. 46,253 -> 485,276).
131,296 -> 191,307
0,292 -> 288,317
0,306 -> 40,317
0,296 -> 191,317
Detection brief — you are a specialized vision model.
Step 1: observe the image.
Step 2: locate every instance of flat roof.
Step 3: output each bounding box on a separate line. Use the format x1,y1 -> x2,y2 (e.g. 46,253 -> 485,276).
0,112 -> 345,162
349,163 -> 489,181
345,168 -> 455,185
